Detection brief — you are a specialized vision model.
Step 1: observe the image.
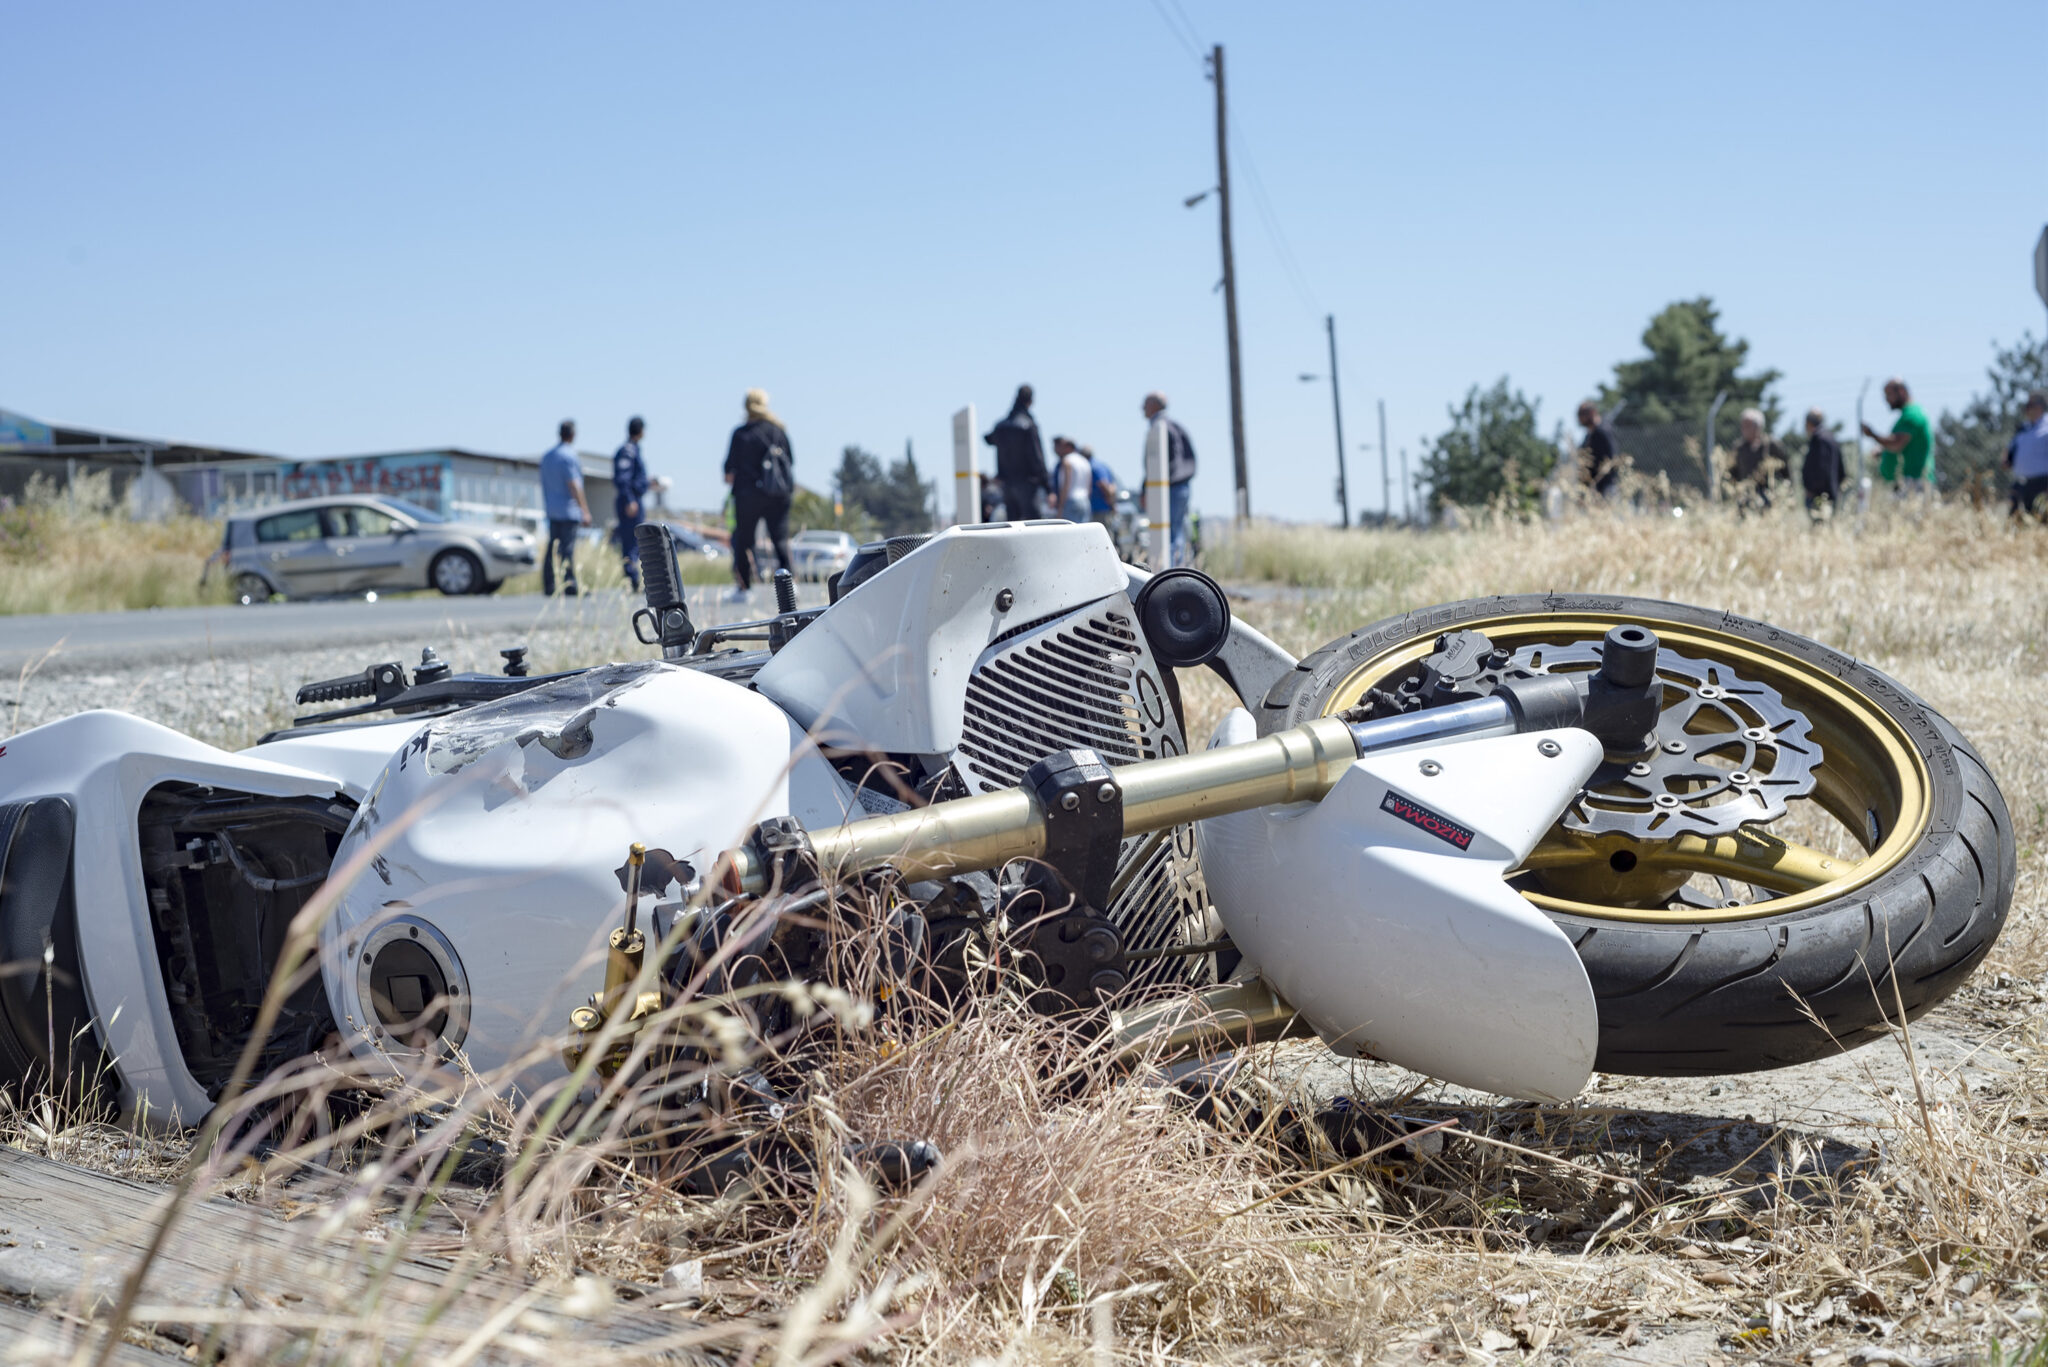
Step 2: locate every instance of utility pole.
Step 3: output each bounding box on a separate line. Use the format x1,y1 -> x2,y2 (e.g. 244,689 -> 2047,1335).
1376,399 -> 1390,526
1400,446 -> 1412,524
1324,314 -> 1349,527
1211,44 -> 1249,524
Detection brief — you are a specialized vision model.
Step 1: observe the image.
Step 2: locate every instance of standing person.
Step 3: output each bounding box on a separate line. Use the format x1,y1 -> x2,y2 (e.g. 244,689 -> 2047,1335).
2005,390 -> 2048,517
539,419 -> 591,596
984,385 -> 1049,521
1085,443 -> 1120,536
1141,392 -> 1197,566
723,388 -> 794,602
1861,378 -> 1935,498
1801,408 -> 1845,520
1731,408 -> 1789,507
1051,436 -> 1092,522
1577,401 -> 1619,499
612,415 -> 650,591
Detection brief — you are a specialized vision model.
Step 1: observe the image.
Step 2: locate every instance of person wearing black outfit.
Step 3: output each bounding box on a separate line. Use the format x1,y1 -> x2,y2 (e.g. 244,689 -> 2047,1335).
1801,408 -> 1845,521
984,384 -> 1049,521
723,388 -> 794,598
1577,401 -> 1619,498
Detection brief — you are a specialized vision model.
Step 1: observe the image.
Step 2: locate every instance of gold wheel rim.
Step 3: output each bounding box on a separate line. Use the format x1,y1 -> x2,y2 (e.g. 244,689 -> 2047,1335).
1321,609 -> 1932,923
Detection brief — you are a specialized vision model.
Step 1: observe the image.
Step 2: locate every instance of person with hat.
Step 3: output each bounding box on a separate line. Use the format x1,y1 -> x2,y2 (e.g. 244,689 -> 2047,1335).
612,415 -> 650,591
2004,390 -> 2048,517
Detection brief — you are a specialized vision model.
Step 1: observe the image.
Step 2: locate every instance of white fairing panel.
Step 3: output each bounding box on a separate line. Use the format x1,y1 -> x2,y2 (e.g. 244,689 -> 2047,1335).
242,719 -> 429,799
1200,709 -> 1603,1103
320,663 -> 854,1085
0,711 -> 351,1123
752,521 -> 1131,758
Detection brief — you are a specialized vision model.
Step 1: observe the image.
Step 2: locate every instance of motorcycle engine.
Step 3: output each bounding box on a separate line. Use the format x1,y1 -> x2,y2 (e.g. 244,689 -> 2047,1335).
947,592 -> 1220,986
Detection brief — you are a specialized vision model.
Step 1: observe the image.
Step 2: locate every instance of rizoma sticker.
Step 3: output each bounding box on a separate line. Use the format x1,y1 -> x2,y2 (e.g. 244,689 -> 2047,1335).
1380,790 -> 1474,850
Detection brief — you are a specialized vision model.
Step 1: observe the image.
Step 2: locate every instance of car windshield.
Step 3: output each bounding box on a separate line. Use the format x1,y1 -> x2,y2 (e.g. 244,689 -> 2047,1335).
380,498 -> 448,524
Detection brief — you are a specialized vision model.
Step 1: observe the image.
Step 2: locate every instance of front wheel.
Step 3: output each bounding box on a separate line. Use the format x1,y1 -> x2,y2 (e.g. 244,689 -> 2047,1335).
1258,594 -> 2014,1076
430,549 -> 483,596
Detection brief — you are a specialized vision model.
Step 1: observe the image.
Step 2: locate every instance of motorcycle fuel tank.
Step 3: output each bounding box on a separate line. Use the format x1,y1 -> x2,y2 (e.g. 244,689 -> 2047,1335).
320,662 -> 852,1085
1199,708 -> 1603,1103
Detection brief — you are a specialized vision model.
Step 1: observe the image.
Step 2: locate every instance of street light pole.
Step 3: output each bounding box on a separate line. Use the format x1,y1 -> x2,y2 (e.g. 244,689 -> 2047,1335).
1325,314 -> 1349,528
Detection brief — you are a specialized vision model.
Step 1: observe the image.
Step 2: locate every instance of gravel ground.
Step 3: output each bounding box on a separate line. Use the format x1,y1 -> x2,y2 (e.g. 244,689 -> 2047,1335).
1,585 -> 803,751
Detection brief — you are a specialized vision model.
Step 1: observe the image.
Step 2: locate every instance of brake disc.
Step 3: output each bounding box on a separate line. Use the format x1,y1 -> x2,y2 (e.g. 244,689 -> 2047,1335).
1511,640 -> 1822,840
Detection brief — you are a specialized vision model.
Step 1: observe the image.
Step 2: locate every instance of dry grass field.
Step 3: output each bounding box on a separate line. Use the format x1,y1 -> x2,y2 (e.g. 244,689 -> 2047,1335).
0,476 -> 234,614
0,476 -> 732,619
5,499 -> 2047,1365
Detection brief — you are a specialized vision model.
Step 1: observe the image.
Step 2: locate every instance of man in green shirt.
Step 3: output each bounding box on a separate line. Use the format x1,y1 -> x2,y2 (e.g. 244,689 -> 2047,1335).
1861,377 -> 1934,491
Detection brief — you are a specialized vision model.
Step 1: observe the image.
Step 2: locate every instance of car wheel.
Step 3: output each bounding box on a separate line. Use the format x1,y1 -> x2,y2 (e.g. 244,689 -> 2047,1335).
234,572 -> 274,605
431,549 -> 483,596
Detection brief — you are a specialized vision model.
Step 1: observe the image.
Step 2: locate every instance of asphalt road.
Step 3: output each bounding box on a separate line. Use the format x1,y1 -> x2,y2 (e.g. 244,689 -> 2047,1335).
0,584 -> 824,675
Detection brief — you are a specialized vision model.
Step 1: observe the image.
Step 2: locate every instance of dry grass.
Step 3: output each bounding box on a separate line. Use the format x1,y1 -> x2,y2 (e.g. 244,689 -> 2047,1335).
6,497 -> 2048,1363
0,474 -> 233,614
0,475 -> 733,617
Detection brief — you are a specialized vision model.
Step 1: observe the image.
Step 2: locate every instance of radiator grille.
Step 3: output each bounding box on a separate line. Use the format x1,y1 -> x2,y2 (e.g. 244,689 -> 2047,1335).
953,596 -> 1215,983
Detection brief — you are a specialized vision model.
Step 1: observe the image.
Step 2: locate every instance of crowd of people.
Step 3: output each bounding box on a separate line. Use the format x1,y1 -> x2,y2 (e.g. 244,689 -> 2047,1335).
535,393 -> 796,602
1574,379 -> 2048,520
980,383 -> 1199,566
532,377 -> 1204,604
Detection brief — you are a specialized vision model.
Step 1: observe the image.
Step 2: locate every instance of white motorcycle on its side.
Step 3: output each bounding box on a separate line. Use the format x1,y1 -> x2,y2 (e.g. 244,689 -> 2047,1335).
0,521 -> 2013,1152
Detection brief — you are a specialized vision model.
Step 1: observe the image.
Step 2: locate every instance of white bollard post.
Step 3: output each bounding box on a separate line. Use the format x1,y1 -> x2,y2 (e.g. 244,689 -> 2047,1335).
951,405 -> 979,525
1145,415 -> 1171,568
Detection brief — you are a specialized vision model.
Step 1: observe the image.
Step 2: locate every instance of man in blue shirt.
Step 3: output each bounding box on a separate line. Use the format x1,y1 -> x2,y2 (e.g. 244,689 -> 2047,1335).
1085,445 -> 1119,534
2006,391 -> 2048,518
539,419 -> 591,596
612,415 -> 651,590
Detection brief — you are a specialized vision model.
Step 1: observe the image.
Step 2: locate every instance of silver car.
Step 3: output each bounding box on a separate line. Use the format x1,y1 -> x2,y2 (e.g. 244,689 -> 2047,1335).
786,528 -> 858,580
216,496 -> 538,602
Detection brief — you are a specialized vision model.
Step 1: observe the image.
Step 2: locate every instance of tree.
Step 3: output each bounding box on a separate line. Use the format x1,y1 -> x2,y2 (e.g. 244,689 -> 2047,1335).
1936,332 -> 2047,497
835,444 -> 933,537
1601,298 -> 1782,431
1418,379 -> 1554,515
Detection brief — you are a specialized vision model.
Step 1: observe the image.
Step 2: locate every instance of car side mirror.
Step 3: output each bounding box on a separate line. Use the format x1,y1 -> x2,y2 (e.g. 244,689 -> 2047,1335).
393,524 -> 416,536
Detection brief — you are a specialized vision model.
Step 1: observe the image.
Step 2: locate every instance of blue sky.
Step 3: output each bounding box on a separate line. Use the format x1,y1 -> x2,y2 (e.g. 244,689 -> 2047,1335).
5,2 -> 2042,523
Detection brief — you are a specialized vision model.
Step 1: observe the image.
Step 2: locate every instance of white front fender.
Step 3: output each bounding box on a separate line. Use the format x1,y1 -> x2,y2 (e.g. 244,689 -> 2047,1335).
1199,709 -> 1602,1103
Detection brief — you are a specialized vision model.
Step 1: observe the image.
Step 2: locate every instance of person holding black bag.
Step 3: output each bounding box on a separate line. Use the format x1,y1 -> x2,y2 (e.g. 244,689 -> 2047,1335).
723,388 -> 795,602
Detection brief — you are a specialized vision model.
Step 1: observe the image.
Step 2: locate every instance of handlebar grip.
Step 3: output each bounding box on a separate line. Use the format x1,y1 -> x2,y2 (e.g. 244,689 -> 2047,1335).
636,522 -> 683,610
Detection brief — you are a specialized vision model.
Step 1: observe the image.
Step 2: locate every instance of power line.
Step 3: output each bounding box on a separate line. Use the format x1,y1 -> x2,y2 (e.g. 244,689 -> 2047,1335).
1144,0 -> 1204,64
1164,0 -> 1205,56
1229,114 -> 1319,318
1136,1 -> 1323,319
